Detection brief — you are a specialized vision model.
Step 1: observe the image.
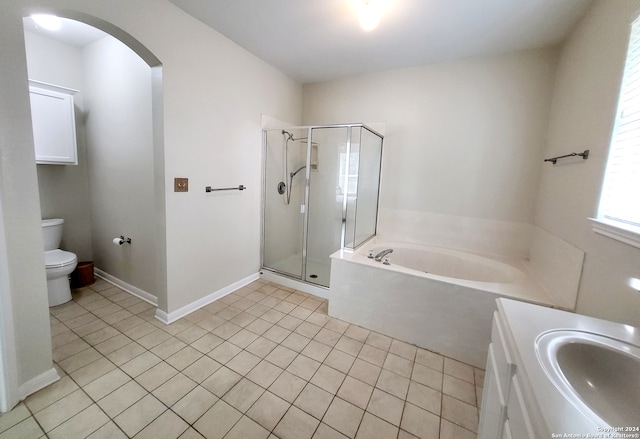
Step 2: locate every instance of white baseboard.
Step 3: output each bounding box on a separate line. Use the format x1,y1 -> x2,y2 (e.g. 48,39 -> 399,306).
155,272 -> 260,325
19,367 -> 59,400
94,268 -> 158,306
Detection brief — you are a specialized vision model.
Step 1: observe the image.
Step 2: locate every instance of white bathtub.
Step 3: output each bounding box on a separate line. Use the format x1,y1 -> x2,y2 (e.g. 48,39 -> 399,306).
328,240 -> 554,368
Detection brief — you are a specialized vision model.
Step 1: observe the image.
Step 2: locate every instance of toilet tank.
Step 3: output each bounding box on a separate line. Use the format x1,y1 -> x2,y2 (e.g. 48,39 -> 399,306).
42,218 -> 64,251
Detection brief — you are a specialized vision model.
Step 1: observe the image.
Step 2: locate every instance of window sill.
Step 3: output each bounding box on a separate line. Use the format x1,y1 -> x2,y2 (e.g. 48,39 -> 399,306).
589,218 -> 640,249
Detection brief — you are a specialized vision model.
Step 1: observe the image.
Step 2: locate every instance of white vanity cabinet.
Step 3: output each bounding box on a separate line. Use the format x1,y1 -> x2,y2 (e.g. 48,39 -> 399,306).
28,80 -> 79,165
478,310 -> 537,439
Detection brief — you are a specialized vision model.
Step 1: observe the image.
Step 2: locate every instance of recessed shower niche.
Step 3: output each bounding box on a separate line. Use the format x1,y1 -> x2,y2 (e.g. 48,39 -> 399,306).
262,124 -> 383,288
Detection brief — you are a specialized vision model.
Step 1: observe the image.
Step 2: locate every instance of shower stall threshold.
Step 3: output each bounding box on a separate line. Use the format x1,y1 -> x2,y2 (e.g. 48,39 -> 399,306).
260,269 -> 329,300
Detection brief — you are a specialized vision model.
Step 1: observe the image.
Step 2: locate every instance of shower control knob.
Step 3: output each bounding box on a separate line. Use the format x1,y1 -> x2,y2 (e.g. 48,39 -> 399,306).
368,250 -> 374,259
277,182 -> 286,195
383,257 -> 391,265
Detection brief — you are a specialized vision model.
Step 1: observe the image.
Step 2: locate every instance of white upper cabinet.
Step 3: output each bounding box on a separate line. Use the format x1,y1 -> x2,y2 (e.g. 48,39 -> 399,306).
28,80 -> 79,165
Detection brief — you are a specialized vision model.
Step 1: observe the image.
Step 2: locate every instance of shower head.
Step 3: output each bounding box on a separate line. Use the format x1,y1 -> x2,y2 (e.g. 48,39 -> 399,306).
282,130 -> 294,141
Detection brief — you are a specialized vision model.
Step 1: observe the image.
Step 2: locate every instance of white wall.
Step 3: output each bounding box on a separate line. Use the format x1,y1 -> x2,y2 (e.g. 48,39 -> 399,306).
24,31 -> 93,261
0,0 -> 301,405
0,5 -> 54,407
303,48 -> 559,224
83,36 -> 157,297
534,0 -> 640,326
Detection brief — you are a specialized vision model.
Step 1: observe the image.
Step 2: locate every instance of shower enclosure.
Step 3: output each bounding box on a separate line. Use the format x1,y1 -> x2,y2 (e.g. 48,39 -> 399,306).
262,124 -> 383,288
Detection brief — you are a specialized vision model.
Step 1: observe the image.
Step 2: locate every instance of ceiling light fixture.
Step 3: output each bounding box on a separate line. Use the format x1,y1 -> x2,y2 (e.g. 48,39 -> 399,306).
359,0 -> 383,31
30,14 -> 62,31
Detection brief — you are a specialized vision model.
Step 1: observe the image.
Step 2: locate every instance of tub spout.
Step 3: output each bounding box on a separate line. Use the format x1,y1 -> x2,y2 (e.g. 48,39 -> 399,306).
374,248 -> 393,262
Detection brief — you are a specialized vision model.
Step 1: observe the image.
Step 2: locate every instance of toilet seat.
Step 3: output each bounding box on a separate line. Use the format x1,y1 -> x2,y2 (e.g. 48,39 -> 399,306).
45,249 -> 77,269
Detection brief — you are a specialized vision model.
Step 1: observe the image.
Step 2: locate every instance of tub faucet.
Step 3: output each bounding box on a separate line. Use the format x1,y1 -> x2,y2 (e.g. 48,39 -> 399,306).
374,248 -> 393,262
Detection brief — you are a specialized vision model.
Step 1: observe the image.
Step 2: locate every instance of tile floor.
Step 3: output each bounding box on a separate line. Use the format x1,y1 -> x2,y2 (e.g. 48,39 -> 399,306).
0,278 -> 484,439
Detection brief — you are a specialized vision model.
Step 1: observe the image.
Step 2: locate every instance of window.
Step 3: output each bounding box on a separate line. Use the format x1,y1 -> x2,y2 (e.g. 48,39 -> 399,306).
593,14 -> 640,248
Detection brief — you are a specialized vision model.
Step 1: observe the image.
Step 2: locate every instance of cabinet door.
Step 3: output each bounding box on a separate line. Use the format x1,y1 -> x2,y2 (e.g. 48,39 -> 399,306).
478,344 -> 507,439
29,85 -> 77,165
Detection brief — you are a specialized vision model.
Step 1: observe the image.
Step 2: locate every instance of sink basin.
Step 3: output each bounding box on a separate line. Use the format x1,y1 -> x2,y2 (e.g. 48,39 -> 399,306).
536,330 -> 640,427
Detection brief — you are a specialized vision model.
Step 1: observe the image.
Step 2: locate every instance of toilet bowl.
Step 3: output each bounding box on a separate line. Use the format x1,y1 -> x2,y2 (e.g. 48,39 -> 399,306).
42,219 -> 78,307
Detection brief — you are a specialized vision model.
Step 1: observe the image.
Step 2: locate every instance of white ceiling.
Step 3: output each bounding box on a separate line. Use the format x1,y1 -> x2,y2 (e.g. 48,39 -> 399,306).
168,0 -> 594,84
22,0 -> 594,84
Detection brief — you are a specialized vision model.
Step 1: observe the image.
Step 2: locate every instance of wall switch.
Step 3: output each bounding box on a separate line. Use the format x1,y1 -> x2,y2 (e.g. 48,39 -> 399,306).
174,178 -> 188,192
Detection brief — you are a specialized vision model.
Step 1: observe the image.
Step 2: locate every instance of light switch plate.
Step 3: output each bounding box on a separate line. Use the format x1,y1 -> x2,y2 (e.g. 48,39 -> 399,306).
174,178 -> 188,192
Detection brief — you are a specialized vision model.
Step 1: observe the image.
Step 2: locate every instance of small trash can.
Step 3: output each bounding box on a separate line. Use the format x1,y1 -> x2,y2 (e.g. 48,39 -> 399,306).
71,261 -> 95,288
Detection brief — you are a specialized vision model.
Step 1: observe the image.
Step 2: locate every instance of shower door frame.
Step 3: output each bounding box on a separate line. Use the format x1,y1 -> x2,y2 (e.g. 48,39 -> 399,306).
260,123 -> 384,289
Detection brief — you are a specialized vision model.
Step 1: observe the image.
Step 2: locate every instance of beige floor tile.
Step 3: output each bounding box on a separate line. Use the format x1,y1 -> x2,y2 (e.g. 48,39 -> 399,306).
324,349 -> 356,374
314,328 -> 342,347
34,389 -> 92,432
411,363 -> 443,391
367,388 -> 404,426
83,368 -> 131,401
277,314 -> 303,330
265,345 -> 298,369
52,338 -> 91,362
400,403 -> 440,438
245,317 -> 274,335
335,336 -> 364,357
246,391 -> 290,430
415,348 -> 443,371
137,328 -> 172,349
357,344 -> 387,367
120,351 -> 162,377
264,325 -> 292,344
226,350 -> 261,376
293,383 -> 333,420
191,332 -> 226,354
282,332 -> 312,352
111,314 -> 146,333
225,415 -> 270,439
152,373 -> 197,406
212,321 -> 243,339
97,380 -> 148,418
376,369 -> 410,399
389,339 -> 417,361
79,326 -> 118,346
474,368 -> 485,387
230,313 -> 260,331
25,375 -> 78,413
172,386 -> 218,424
150,336 -> 187,359
441,395 -> 478,433
92,303 -> 123,319
273,301 -> 297,314
313,423 -> 349,439
223,378 -> 265,412
228,328 -> 260,348
406,381 -> 441,416
114,394 -> 165,437
310,364 -> 345,394
287,354 -> 321,381
343,325 -> 370,343
0,417 -> 45,439
439,418 -> 477,439
107,341 -> 146,366
194,400 -> 242,439
295,321 -> 322,339
208,340 -> 242,363
135,409 -> 189,439
383,353 -> 414,378
246,336 -> 278,358
274,406 -> 319,439
136,361 -> 178,392
444,358 -> 475,383
123,321 -> 158,340
365,332 -> 393,351
356,412 -> 398,439
69,357 -> 115,388
336,376 -> 373,410
174,325 -> 208,344
323,397 -> 364,438
247,359 -> 283,388
443,374 -> 477,405
86,421 -> 127,439
301,340 -> 332,362
0,403 -> 30,433
268,371 -> 307,403
166,345 -> 204,371
262,308 -> 287,324
201,366 -> 242,397
47,404 -> 109,439
348,358 -> 381,386
182,355 -> 222,383
324,318 -> 349,334
305,312 -> 330,327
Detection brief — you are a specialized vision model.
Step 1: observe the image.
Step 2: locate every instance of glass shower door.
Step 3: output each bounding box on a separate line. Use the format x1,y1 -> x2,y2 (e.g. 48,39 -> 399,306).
262,128 -> 307,278
305,126 -> 348,287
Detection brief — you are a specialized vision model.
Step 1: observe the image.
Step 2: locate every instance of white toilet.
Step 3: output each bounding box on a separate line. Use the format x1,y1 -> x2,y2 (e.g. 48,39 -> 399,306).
42,218 -> 78,307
